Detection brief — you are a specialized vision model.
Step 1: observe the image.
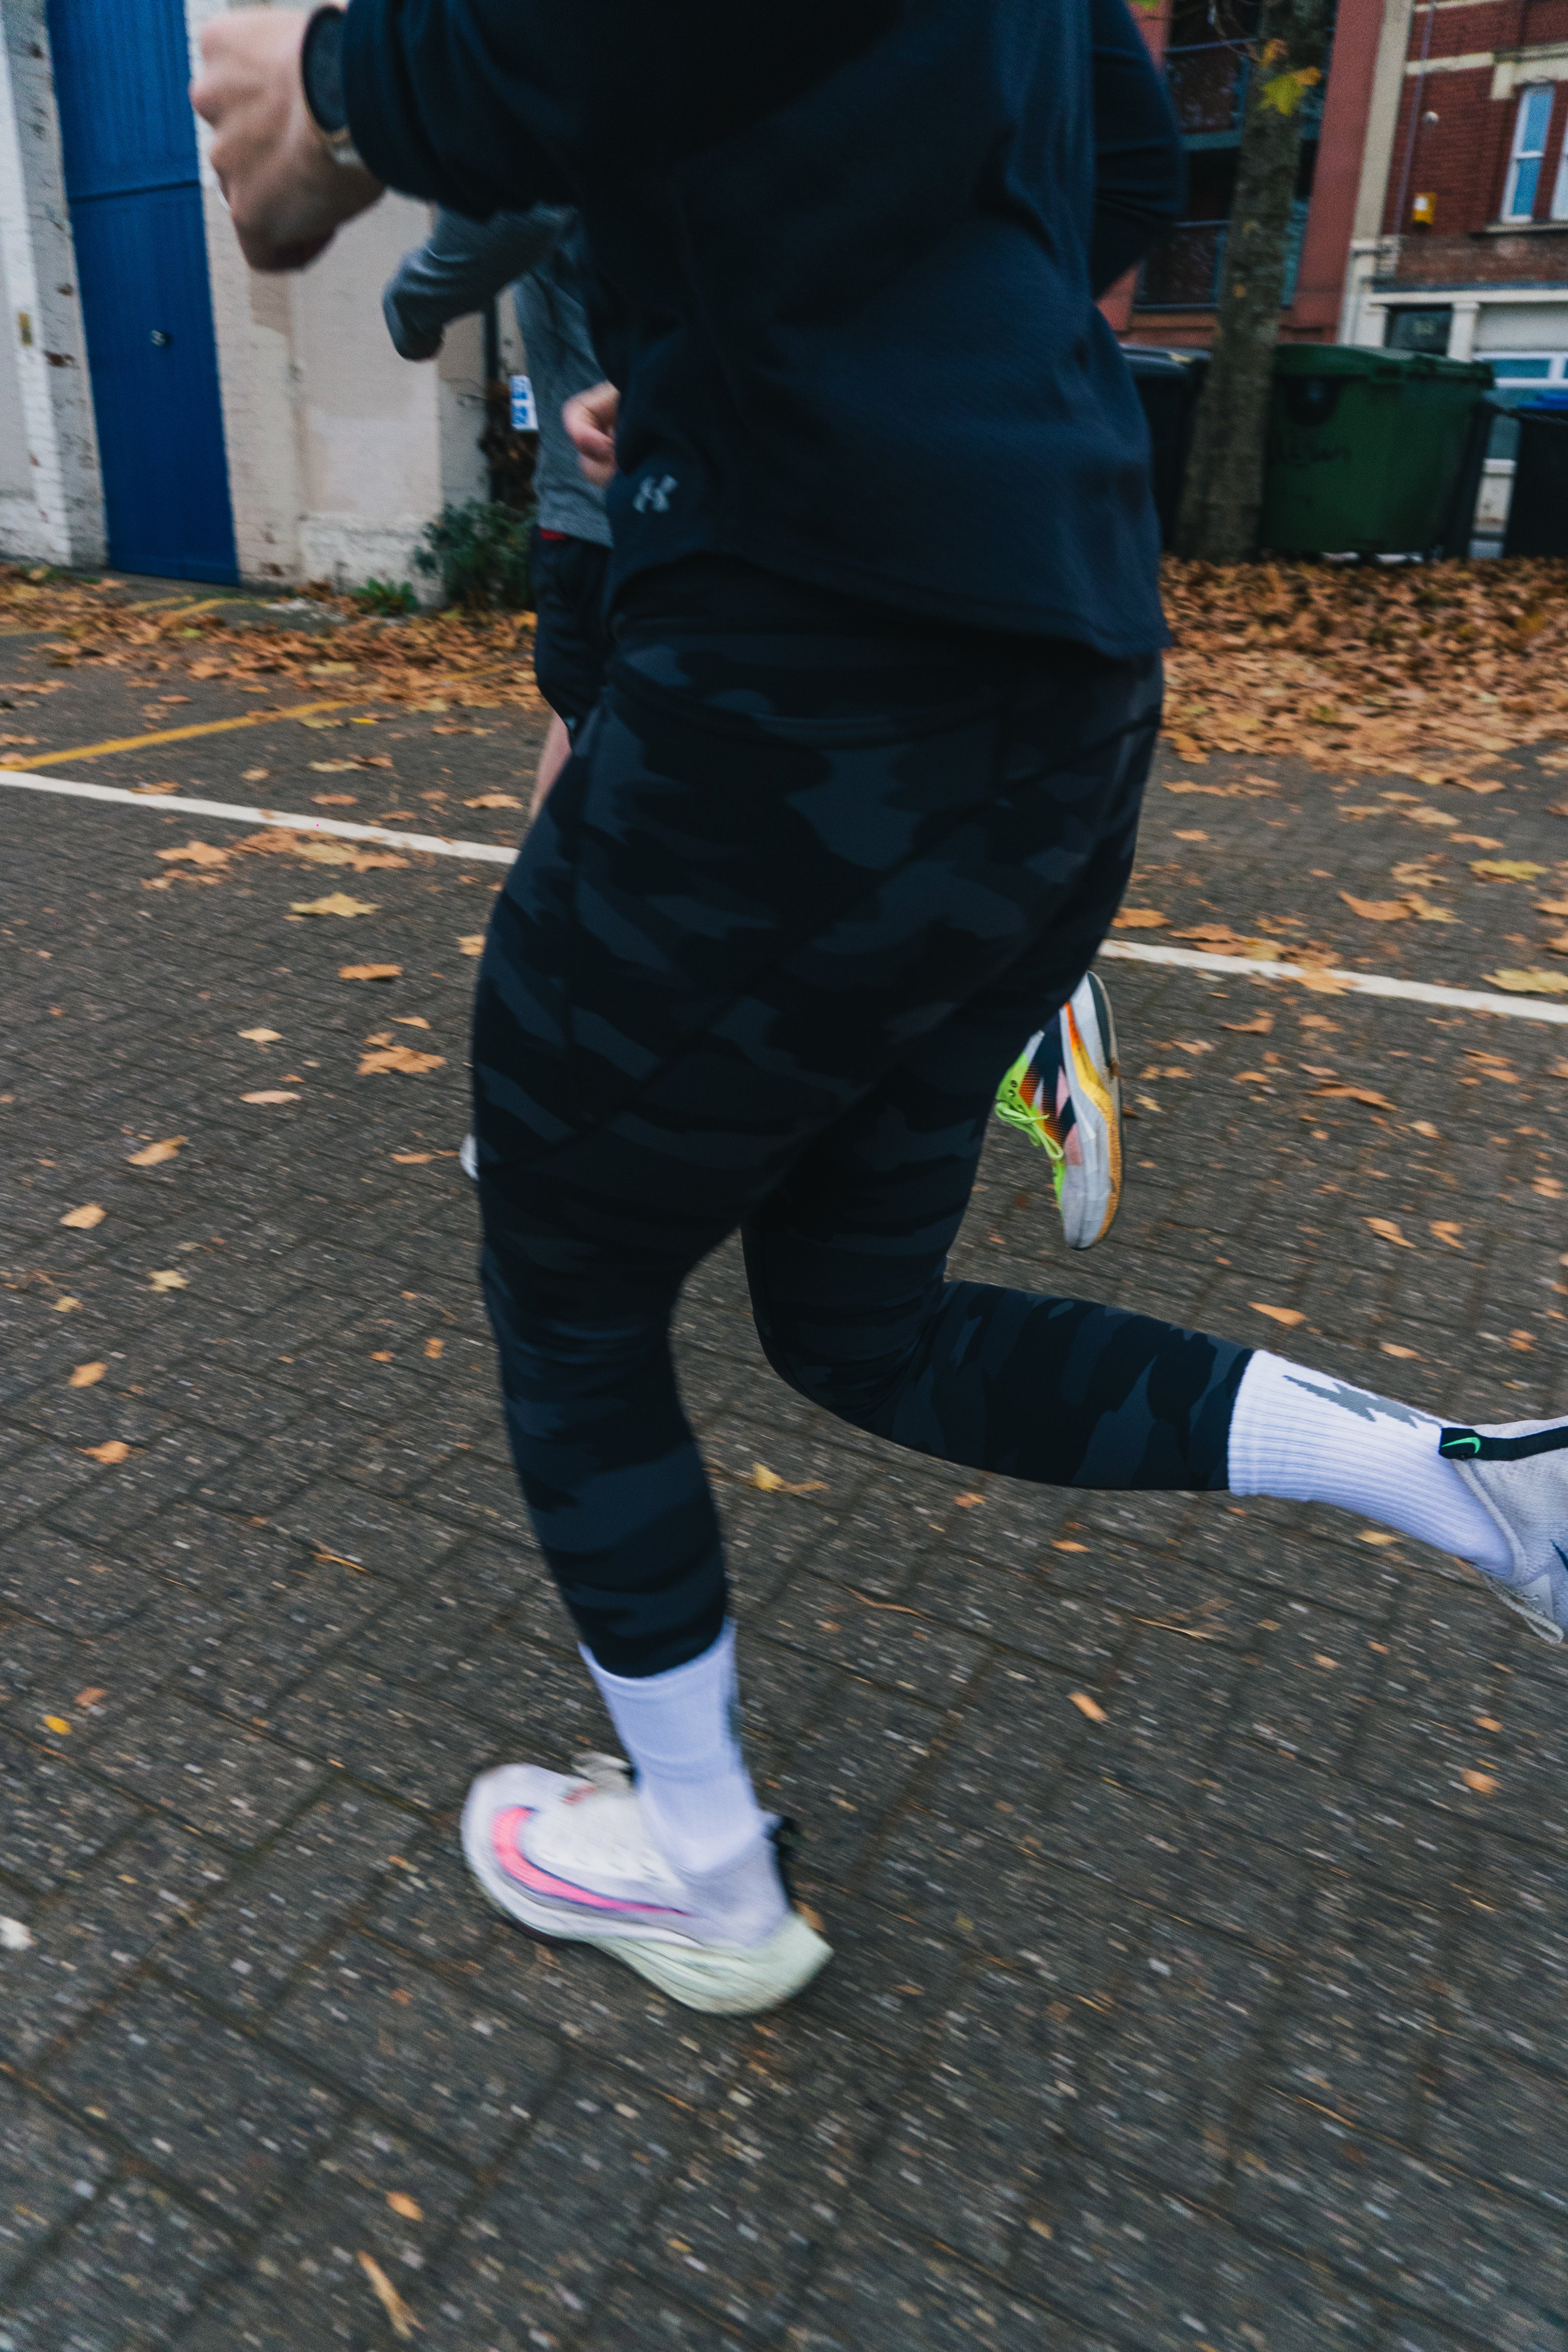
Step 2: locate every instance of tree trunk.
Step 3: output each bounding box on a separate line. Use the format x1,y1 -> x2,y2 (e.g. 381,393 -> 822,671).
1174,0 -> 1334,562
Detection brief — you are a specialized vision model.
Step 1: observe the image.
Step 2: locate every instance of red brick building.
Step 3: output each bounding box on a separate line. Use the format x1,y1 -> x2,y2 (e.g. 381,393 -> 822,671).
1343,0 -> 1568,379
1109,0 -> 1568,378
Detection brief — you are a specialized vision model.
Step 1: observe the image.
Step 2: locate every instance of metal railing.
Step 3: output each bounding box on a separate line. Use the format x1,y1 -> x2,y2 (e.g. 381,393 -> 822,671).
1135,201 -> 1309,311
1165,40 -> 1250,139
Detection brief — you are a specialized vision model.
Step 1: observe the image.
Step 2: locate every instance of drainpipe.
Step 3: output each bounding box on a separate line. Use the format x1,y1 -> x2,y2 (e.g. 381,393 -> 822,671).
1391,0 -> 1437,238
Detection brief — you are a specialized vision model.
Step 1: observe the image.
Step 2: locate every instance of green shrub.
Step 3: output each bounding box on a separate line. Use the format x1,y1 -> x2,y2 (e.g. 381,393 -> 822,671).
414,500 -> 533,611
352,576 -> 417,616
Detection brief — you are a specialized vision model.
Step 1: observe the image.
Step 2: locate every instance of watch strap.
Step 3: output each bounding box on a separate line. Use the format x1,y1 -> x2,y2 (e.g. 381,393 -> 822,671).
301,5 -> 362,163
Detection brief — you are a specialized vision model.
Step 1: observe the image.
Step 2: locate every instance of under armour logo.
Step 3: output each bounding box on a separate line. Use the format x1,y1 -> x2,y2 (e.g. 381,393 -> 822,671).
633,472 -> 679,514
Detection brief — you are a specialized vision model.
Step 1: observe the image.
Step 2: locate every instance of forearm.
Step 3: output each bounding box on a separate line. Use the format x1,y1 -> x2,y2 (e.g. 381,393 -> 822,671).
384,206 -> 572,358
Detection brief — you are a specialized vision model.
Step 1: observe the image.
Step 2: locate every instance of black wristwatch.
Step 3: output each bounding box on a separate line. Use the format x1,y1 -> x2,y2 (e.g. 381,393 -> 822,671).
301,5 -> 362,167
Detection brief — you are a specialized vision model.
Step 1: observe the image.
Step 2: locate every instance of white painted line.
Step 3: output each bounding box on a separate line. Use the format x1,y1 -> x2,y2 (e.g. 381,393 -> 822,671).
1100,938 -> 1568,1027
8,766 -> 1567,1025
0,768 -> 518,866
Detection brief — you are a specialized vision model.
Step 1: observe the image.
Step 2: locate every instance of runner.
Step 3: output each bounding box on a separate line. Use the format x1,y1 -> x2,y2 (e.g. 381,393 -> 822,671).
194,3 -> 1565,2017
383,204 -> 612,819
386,212 -> 1131,1238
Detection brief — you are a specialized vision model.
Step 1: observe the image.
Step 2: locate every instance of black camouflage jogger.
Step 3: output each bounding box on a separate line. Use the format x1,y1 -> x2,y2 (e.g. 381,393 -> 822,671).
473,561 -> 1252,1677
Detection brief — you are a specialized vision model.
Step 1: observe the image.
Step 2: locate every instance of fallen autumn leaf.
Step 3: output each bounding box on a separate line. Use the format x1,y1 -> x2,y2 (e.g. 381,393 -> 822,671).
1251,1302 -> 1306,1326
1405,896 -> 1459,924
1365,1217 -> 1413,1248
125,1136 -> 187,1167
340,964 -> 402,981
59,1203 -> 104,1230
1485,968 -> 1568,996
1069,1691 -> 1107,1723
80,1441 -> 130,1465
291,893 -> 380,917
1340,894 -> 1410,922
241,1090 -> 301,1105
1111,907 -> 1168,930
1309,1083 -> 1396,1109
358,1046 -> 446,1076
155,839 -> 230,867
745,1462 -> 829,1495
68,1362 -> 105,1388
148,1270 -> 189,1292
357,2251 -> 418,2340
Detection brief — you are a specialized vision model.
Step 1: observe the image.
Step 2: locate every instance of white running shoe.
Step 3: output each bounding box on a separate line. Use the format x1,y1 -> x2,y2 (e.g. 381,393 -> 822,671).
460,1133 -> 478,1183
1440,1415 -> 1568,1643
461,1752 -> 832,2013
995,973 -> 1123,1250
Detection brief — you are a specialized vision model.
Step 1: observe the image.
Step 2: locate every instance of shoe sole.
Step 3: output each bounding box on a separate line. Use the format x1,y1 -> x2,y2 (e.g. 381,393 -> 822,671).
1060,972 -> 1122,1250
1478,1573 -> 1564,1644
460,1778 -> 833,2014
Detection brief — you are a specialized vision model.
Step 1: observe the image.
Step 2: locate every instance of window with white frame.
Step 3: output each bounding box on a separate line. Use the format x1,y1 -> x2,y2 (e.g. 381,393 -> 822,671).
1504,85 -> 1554,222
1553,114 -> 1568,219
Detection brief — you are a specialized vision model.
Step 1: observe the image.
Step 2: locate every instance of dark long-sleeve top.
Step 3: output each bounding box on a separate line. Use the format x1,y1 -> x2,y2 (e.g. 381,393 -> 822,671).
344,0 -> 1183,654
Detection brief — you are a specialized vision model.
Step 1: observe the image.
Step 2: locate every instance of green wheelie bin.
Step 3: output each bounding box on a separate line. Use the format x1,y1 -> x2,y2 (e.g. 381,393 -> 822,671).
1258,346 -> 1494,556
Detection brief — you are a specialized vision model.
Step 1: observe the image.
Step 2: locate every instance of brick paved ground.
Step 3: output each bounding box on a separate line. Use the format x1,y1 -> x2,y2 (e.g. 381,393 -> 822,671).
3,592 -> 1568,2351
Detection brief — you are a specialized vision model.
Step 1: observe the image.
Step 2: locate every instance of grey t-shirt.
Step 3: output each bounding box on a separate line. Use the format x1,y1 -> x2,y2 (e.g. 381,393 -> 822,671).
382,205 -> 612,547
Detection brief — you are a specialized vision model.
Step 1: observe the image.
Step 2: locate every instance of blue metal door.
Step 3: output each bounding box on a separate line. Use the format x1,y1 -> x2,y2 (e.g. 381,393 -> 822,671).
47,0 -> 237,581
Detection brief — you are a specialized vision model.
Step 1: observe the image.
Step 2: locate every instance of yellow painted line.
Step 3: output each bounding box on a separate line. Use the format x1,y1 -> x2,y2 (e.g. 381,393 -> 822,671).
0,695 -> 370,769
99,590 -> 215,613
0,642 -> 532,769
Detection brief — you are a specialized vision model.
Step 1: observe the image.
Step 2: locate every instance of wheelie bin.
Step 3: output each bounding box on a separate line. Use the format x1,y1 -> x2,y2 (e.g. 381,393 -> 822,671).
1122,346 -> 1209,547
1258,345 -> 1494,556
1503,391 -> 1568,556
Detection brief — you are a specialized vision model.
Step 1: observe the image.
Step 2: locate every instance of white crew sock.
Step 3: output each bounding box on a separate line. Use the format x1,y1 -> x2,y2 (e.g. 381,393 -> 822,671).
585,1622 -> 770,1879
1227,1350 -> 1511,1571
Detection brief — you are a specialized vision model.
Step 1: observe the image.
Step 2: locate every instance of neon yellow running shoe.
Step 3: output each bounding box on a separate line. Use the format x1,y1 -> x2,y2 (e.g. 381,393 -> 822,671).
996,972 -> 1123,1250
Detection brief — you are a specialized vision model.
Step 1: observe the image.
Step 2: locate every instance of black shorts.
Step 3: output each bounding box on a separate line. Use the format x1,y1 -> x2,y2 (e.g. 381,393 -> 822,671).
530,528 -> 612,737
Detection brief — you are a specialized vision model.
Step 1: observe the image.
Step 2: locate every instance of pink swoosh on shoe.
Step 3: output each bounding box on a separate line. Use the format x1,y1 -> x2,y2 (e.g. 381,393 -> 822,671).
492,1807 -> 690,1917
